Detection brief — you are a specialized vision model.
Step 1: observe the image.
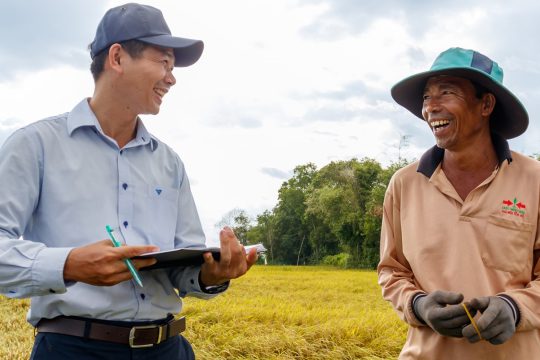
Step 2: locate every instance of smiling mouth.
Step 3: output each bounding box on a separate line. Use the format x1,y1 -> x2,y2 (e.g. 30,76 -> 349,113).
430,119 -> 450,133
153,88 -> 167,99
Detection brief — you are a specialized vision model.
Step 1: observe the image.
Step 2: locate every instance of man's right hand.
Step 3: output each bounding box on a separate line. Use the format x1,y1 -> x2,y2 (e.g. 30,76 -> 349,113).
414,290 -> 472,337
63,240 -> 158,286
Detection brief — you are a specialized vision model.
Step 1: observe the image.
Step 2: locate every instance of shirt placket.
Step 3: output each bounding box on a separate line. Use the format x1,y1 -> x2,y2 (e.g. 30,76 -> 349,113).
116,149 -> 144,311
117,149 -> 134,241
117,147 -> 154,316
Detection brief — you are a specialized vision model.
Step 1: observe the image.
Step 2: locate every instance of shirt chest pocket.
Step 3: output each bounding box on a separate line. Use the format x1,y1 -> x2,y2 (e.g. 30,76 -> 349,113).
139,185 -> 179,250
482,215 -> 534,274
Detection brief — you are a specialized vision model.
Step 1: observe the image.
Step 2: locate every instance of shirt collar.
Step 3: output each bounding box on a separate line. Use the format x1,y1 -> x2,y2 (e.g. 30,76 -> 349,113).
133,119 -> 159,151
66,98 -> 159,151
417,132 -> 512,178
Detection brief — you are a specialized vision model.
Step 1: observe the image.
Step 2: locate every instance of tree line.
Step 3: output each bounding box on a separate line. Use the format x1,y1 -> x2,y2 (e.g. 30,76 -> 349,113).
219,158 -> 408,269
219,153 -> 540,268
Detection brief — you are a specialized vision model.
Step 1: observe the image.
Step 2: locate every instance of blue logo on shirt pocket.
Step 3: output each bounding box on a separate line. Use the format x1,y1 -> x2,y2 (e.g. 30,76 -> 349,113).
143,185 -> 179,250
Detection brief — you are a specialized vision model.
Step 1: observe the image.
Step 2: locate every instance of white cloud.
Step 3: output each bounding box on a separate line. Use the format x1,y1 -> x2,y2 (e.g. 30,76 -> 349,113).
0,0 -> 107,79
0,66 -> 93,125
2,0 -> 540,242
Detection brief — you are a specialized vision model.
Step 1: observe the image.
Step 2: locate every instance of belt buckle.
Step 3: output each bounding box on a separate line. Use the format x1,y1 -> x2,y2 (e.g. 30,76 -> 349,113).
129,324 -> 163,348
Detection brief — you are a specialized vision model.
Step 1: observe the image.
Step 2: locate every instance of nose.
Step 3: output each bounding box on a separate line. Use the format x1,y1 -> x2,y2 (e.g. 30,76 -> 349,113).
165,70 -> 176,86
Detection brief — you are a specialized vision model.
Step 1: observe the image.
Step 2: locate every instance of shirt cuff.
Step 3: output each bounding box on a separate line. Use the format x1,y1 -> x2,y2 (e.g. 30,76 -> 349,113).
410,292 -> 427,325
177,266 -> 227,299
497,294 -> 521,327
32,247 -> 73,295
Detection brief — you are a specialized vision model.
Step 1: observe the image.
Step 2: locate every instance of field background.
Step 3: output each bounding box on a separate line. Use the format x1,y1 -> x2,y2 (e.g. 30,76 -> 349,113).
0,266 -> 407,359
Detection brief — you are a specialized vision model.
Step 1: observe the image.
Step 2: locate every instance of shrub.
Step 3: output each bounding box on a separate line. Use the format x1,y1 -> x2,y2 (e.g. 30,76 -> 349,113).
322,252 -> 351,268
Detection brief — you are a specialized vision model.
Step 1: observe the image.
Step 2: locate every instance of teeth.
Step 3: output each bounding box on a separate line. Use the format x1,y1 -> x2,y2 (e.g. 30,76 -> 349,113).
154,88 -> 166,97
430,120 -> 449,128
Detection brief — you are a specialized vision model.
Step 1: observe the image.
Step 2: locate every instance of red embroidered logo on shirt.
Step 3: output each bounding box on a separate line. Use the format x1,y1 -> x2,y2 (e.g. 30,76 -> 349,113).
501,198 -> 526,218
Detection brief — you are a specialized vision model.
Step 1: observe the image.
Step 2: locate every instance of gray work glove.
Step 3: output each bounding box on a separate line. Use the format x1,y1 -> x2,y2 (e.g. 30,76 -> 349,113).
462,296 -> 516,345
414,290 -> 472,337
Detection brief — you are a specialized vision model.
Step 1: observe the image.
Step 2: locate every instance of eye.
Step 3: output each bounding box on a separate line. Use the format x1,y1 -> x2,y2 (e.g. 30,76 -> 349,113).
162,60 -> 174,73
422,94 -> 430,101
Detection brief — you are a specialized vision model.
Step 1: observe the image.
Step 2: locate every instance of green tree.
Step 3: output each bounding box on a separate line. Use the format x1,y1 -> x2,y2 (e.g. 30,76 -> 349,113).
249,157 -> 410,268
306,158 -> 382,265
361,160 -> 409,268
271,163 -> 317,264
246,210 -> 276,261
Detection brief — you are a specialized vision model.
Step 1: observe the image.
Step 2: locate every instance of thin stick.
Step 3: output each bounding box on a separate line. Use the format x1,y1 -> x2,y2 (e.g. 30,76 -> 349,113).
462,303 -> 483,340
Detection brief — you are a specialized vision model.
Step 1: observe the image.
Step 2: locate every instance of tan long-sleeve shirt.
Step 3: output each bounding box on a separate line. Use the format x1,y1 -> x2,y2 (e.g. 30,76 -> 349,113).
378,139 -> 540,359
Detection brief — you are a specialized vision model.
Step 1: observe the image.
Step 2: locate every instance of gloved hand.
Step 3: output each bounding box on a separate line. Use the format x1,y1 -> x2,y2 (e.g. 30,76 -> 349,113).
462,296 -> 516,345
414,290 -> 472,337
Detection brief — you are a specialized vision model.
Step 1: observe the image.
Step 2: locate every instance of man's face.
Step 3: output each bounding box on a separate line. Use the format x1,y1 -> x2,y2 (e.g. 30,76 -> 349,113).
422,75 -> 488,151
121,45 -> 176,115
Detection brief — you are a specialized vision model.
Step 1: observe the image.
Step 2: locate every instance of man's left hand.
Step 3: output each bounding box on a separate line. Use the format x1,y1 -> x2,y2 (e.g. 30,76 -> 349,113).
462,296 -> 516,345
199,226 -> 258,287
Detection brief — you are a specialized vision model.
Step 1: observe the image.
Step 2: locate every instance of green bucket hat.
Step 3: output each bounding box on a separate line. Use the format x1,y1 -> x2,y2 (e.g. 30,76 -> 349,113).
391,47 -> 528,139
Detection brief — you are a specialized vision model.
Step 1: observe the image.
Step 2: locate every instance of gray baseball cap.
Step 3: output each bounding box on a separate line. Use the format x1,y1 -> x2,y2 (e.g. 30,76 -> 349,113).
90,3 -> 203,67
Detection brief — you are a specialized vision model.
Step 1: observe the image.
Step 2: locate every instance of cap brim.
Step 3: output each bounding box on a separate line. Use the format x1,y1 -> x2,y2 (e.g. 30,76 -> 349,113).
391,68 -> 528,139
138,35 -> 204,67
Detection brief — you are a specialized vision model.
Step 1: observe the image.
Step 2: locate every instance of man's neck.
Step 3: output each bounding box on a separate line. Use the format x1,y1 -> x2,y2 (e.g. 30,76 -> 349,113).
88,94 -> 138,149
441,139 -> 499,201
443,146 -> 498,172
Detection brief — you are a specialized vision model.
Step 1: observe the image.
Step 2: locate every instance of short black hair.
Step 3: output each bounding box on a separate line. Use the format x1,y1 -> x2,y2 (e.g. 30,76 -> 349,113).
89,40 -> 148,81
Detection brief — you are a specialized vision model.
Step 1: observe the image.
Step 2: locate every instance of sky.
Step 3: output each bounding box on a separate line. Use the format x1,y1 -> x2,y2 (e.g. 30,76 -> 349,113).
1,1 -> 540,244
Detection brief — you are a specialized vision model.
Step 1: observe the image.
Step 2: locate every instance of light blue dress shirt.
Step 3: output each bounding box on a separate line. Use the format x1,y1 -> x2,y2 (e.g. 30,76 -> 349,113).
0,99 -> 221,326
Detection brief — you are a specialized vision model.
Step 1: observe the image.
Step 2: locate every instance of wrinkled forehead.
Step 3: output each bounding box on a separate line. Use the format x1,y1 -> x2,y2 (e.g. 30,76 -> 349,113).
424,75 -> 474,91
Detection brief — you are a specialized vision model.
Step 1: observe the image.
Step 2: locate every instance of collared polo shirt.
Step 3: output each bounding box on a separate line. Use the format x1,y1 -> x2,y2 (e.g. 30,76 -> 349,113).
378,136 -> 540,359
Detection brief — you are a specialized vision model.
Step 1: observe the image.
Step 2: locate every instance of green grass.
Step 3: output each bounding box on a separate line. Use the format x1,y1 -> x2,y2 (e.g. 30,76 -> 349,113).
0,266 -> 406,359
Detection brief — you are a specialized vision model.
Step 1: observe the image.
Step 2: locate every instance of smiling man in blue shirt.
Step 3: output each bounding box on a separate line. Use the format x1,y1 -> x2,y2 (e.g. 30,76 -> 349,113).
0,3 -> 257,359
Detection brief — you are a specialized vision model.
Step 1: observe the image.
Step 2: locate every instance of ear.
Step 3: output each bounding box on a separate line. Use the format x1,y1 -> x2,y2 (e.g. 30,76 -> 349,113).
105,43 -> 125,74
481,93 -> 496,117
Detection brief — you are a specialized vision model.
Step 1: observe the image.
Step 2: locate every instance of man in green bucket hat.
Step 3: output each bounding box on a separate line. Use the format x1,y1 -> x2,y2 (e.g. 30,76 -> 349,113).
378,47 -> 540,359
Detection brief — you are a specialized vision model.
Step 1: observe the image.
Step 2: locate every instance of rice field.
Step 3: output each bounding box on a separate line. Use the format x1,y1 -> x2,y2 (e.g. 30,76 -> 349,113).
0,266 -> 407,359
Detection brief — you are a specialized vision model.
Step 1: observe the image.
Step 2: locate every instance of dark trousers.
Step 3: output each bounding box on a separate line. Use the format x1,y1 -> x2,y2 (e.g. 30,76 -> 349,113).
30,332 -> 195,360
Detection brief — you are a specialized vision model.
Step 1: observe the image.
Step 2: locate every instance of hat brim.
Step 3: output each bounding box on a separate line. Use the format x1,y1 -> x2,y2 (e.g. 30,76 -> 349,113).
391,67 -> 528,139
138,34 -> 204,67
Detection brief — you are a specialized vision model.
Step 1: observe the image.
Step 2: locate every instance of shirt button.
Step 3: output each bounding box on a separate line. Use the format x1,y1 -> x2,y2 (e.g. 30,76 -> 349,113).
119,150 -> 124,155
122,183 -> 128,190
123,221 -> 128,228
140,293 -> 146,300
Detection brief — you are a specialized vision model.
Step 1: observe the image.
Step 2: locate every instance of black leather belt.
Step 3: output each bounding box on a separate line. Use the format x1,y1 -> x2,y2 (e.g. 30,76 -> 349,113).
36,316 -> 186,348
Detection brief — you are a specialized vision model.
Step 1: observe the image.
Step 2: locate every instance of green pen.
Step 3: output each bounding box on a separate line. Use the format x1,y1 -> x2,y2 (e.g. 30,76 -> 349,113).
105,225 -> 144,287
